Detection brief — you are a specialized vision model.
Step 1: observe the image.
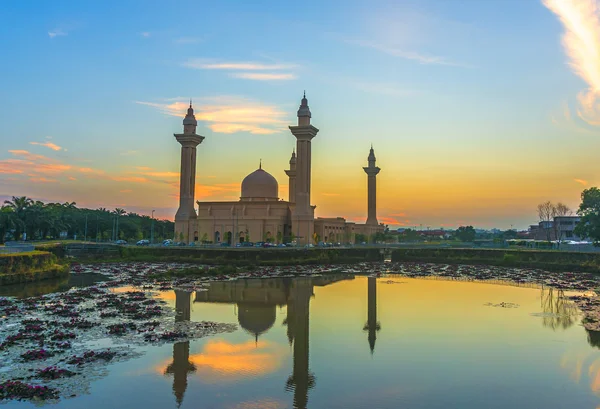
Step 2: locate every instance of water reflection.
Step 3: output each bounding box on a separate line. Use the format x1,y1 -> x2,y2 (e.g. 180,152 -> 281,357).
193,274 -> 352,409
363,276 -> 381,354
164,290 -> 195,407
0,273 -> 107,298
540,287 -> 579,331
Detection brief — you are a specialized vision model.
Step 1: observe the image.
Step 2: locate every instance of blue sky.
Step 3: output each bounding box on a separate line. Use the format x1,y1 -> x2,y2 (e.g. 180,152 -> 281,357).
1,0 -> 599,229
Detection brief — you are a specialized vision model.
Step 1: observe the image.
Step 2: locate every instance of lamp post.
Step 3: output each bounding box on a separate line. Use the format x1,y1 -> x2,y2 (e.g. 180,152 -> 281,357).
151,210 -> 155,245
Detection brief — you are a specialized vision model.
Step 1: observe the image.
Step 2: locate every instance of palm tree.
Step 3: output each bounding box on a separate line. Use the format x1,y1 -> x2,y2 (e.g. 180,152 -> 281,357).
0,206 -> 23,243
3,196 -> 32,240
113,208 -> 126,240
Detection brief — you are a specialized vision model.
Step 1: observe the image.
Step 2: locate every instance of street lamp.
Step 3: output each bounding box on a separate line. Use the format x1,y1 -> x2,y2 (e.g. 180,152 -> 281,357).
151,210 -> 155,245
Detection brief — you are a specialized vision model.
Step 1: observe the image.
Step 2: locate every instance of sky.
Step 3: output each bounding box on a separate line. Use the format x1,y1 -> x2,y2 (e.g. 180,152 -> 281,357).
1,0 -> 599,229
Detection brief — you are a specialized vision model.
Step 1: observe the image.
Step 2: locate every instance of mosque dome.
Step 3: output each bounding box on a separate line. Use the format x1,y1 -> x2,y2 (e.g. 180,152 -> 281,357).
241,166 -> 279,200
237,303 -> 276,338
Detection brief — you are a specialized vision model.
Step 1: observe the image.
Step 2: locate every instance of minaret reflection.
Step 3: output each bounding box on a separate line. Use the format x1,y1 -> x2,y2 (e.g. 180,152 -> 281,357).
192,275 -> 352,409
164,290 -> 195,408
363,276 -> 381,354
285,277 -> 315,409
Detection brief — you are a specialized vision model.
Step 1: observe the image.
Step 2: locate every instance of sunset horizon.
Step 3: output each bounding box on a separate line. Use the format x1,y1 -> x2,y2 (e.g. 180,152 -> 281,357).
2,0 -> 599,230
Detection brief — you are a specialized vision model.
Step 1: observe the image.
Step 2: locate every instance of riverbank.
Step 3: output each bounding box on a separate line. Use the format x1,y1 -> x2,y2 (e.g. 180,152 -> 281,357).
391,248 -> 600,273
0,252 -> 70,286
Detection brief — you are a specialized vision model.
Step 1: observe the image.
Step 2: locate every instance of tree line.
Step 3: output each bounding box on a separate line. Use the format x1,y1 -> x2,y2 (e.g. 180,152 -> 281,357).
0,196 -> 174,243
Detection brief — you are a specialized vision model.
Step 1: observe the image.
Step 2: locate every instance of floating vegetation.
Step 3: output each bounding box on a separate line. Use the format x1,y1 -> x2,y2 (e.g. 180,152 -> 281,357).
0,380 -> 59,401
484,302 -> 520,308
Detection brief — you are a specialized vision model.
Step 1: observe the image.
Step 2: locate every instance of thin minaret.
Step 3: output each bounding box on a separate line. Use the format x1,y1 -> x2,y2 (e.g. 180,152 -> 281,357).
285,149 -> 297,203
363,145 -> 380,225
174,102 -> 205,243
289,92 -> 319,245
363,276 -> 381,354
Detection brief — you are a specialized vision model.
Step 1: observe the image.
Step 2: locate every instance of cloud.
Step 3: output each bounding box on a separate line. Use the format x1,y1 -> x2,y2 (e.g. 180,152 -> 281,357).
390,212 -> 407,217
78,167 -> 105,175
230,72 -> 296,81
574,178 -> 588,185
346,38 -> 469,67
68,177 -> 77,181
196,183 -> 240,198
6,150 -> 71,174
139,171 -> 179,178
48,29 -> 67,38
174,37 -> 203,44
120,150 -> 139,156
182,59 -> 298,82
140,32 -> 151,38
29,141 -> 63,151
112,176 -> 148,183
183,60 -> 295,71
543,0 -> 600,125
30,177 -> 58,183
136,96 -> 289,134
0,162 -> 24,174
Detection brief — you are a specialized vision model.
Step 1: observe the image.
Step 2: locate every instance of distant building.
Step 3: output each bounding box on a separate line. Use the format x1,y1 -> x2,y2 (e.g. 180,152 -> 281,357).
529,216 -> 584,241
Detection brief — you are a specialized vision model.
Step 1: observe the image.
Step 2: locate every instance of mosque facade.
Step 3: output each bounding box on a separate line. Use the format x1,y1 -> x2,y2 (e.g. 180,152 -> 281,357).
173,94 -> 384,245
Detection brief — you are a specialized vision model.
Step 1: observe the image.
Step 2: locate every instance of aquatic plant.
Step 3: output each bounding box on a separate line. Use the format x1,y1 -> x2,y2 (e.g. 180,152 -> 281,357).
35,366 -> 75,380
20,349 -> 54,362
0,380 -> 59,401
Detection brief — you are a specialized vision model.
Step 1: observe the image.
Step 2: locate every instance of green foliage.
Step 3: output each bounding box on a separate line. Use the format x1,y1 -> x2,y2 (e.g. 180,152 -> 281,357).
575,187 -> 600,245
1,196 -> 174,243
455,226 -> 476,242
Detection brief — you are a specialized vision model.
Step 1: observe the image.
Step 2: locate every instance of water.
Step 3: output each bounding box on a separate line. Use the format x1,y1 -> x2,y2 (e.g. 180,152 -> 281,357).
4,274 -> 600,408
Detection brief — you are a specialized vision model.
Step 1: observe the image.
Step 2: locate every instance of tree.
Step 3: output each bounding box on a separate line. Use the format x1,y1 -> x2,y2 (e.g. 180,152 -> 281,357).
455,226 -> 476,242
575,187 -> 600,245
537,201 -> 572,245
3,196 -> 32,240
0,206 -> 22,243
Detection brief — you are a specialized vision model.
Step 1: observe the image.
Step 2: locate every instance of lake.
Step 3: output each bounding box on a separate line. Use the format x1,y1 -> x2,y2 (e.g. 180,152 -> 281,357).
3,273 -> 600,408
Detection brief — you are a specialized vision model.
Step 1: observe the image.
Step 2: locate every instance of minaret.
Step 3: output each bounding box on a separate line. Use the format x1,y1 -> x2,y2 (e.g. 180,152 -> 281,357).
285,278 -> 315,409
285,149 -> 297,203
289,93 -> 319,245
174,102 -> 205,243
363,146 -> 380,225
165,290 -> 195,408
363,276 -> 381,354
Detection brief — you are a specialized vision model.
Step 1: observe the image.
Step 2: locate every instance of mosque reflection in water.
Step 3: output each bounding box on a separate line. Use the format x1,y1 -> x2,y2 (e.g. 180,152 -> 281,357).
163,274 -> 379,408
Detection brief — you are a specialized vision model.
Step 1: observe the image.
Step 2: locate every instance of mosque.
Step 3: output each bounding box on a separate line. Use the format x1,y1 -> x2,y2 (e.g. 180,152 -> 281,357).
173,93 -> 384,245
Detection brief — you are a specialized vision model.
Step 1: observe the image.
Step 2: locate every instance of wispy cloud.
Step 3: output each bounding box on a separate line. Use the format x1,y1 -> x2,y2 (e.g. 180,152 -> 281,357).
136,96 -> 289,134
30,141 -> 63,151
78,167 -> 105,175
574,178 -> 588,185
48,29 -> 67,38
230,72 -> 296,81
182,59 -> 298,81
183,60 -> 295,71
120,150 -> 139,156
112,176 -> 148,183
30,177 -> 58,183
174,37 -> 202,44
543,0 -> 600,126
347,39 -> 469,67
140,32 -> 151,38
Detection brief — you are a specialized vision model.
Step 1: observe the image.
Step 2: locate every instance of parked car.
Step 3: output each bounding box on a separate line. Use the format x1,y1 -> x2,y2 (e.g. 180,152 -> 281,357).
136,239 -> 150,246
162,239 -> 173,246
115,240 -> 127,245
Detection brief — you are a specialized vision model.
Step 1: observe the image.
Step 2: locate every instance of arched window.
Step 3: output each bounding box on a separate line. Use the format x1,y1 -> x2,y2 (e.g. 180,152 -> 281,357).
215,231 -> 221,243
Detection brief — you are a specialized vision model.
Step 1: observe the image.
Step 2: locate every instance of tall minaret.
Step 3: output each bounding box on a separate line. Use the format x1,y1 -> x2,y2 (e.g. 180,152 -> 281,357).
363,146 -> 380,226
289,93 -> 319,245
363,276 -> 381,354
174,102 -> 205,242
285,149 -> 297,203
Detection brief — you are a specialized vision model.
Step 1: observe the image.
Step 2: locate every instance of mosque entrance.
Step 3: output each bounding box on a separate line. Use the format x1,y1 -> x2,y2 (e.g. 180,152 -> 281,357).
239,231 -> 245,243
214,231 -> 220,243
